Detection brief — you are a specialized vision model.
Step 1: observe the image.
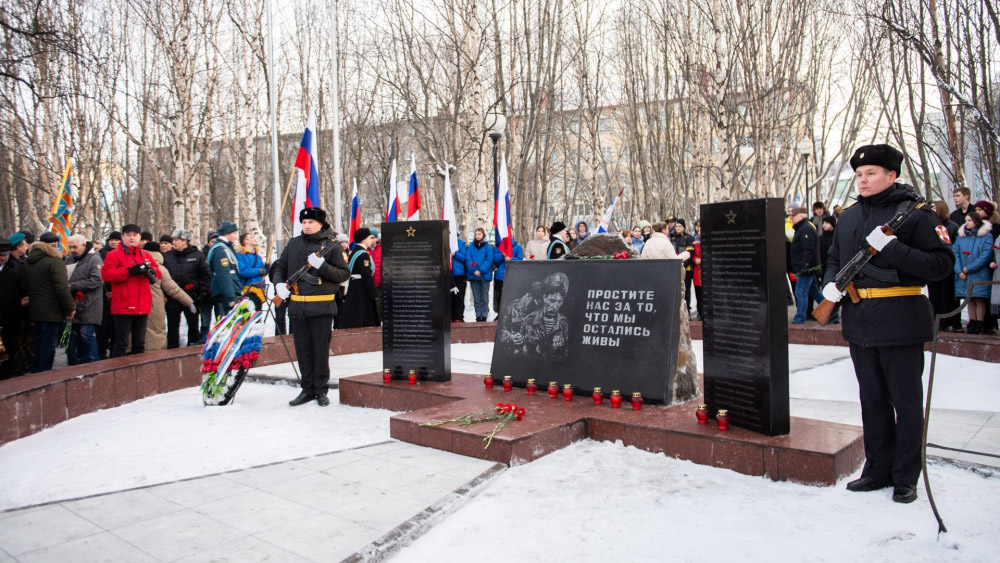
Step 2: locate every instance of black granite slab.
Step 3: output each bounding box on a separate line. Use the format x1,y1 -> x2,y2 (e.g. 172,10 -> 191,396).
700,198 -> 790,436
490,259 -> 682,404
381,220 -> 451,381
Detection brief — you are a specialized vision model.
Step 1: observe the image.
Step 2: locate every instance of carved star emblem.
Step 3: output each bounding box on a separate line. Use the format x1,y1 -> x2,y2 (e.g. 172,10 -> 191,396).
726,210 -> 737,224
406,227 -> 416,237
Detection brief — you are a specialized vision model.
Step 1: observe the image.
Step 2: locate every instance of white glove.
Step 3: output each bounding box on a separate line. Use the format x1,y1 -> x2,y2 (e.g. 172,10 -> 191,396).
822,282 -> 844,303
307,253 -> 325,269
188,303 -> 197,314
276,283 -> 291,300
350,274 -> 362,280
450,287 -> 460,294
866,226 -> 897,252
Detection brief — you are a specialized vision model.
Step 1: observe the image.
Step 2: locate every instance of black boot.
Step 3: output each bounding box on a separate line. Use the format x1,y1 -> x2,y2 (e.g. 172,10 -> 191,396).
846,475 -> 891,492
289,391 -> 316,406
966,321 -> 977,334
316,394 -> 330,407
892,484 -> 918,504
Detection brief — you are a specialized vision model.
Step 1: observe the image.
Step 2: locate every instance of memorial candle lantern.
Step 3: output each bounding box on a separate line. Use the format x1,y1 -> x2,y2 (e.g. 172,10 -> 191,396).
526,379 -> 537,395
503,375 -> 513,392
610,390 -> 622,408
484,373 -> 494,389
383,369 -> 392,384
548,381 -> 559,398
562,383 -> 573,401
592,387 -> 603,405
631,392 -> 643,410
696,404 -> 709,424
408,370 -> 417,385
717,409 -> 730,430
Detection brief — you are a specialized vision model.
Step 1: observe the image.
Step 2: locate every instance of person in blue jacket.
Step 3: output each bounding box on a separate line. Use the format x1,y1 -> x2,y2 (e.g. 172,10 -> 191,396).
493,239 -> 523,320
953,212 -> 995,334
235,232 -> 269,302
464,228 -> 495,322
451,239 -> 467,322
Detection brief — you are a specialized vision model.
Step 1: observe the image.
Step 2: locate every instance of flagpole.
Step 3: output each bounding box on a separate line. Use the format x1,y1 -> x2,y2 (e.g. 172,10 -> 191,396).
266,0 -> 281,259
47,158 -> 73,231
330,0 -> 343,233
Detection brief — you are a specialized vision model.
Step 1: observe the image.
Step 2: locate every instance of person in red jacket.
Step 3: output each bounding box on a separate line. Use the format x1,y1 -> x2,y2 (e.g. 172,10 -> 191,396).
101,224 -> 161,357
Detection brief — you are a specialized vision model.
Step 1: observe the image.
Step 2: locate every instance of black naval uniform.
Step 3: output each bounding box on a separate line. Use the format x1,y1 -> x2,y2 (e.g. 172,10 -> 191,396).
824,182 -> 953,494
546,237 -> 569,260
272,227 -> 350,401
339,246 -> 379,328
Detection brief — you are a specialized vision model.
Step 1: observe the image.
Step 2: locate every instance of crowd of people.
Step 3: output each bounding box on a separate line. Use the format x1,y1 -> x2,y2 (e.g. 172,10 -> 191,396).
0,216 -> 385,379
1,183 -> 996,380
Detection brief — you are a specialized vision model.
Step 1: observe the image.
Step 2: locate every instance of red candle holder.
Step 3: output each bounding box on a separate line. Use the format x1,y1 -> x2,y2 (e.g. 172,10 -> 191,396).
631,392 -> 643,410
562,384 -> 573,401
592,387 -> 603,405
610,390 -> 622,408
717,409 -> 730,430
696,404 -> 709,424
526,379 -> 537,395
383,369 -> 392,384
503,376 -> 513,392
548,381 -> 559,398
484,373 -> 494,389
408,370 -> 417,385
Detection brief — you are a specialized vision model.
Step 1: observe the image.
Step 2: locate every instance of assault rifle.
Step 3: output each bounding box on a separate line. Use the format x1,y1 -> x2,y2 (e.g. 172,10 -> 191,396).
812,205 -> 920,326
272,240 -> 338,306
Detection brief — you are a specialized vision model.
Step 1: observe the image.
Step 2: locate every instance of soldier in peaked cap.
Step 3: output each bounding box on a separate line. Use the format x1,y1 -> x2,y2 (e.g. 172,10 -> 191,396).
272,207 -> 351,407
821,144 -> 954,504
206,221 -> 242,318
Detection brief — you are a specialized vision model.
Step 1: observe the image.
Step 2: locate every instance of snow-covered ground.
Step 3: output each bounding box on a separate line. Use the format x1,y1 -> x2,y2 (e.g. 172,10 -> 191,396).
2,343 -> 998,562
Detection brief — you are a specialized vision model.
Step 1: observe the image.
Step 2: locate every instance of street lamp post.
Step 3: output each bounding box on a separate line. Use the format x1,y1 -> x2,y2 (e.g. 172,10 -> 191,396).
797,138 -> 812,205
485,110 -> 506,206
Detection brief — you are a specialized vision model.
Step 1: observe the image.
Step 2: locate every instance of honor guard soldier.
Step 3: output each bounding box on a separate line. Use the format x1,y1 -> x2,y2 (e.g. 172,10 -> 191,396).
273,207 -> 351,406
339,228 -> 380,328
821,144 -> 954,504
546,221 -> 570,259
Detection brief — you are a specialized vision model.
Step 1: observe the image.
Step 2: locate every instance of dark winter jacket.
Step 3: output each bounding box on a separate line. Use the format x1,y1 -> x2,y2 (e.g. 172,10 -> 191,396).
24,242 -> 75,323
670,232 -> 695,270
339,246 -> 379,328
206,239 -> 242,302
823,183 -> 954,346
547,237 -> 569,260
465,239 -> 495,281
65,245 -> 104,325
163,245 -> 211,306
0,258 -> 27,327
101,243 -> 161,315
790,219 -> 821,275
272,227 -> 351,319
953,222 -> 994,299
493,242 -> 524,281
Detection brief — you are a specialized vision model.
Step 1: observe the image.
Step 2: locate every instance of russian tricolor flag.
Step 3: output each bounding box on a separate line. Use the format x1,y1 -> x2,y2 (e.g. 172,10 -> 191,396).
407,155 -> 421,220
596,186 -> 626,233
291,112 -> 320,236
386,159 -> 400,222
494,153 -> 513,258
349,179 -> 362,243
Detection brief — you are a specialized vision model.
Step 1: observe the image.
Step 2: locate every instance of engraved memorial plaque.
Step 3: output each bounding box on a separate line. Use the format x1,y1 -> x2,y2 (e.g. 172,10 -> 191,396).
701,198 -> 790,436
490,260 -> 683,404
381,220 -> 451,381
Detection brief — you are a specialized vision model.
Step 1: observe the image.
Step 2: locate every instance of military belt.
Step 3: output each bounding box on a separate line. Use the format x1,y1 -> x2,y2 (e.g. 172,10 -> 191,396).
289,294 -> 336,302
856,286 -> 923,299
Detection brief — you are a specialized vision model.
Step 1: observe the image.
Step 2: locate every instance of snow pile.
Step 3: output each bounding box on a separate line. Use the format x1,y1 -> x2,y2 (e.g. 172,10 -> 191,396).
395,439 -> 998,563
0,384 -> 391,510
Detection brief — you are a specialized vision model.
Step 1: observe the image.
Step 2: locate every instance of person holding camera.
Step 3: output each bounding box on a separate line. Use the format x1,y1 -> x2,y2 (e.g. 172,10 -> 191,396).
101,224 -> 161,357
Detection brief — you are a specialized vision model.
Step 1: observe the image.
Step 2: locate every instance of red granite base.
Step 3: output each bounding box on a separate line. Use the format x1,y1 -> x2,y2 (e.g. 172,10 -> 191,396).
340,372 -> 865,486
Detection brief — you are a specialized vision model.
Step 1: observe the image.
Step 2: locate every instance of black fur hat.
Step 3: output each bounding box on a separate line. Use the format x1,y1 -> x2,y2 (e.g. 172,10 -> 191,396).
850,144 -> 904,175
299,207 -> 330,230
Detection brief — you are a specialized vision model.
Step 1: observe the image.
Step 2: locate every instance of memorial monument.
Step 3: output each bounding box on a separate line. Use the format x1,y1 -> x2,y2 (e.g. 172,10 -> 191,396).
490,257 -> 694,404
381,220 -> 452,381
700,198 -> 790,436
